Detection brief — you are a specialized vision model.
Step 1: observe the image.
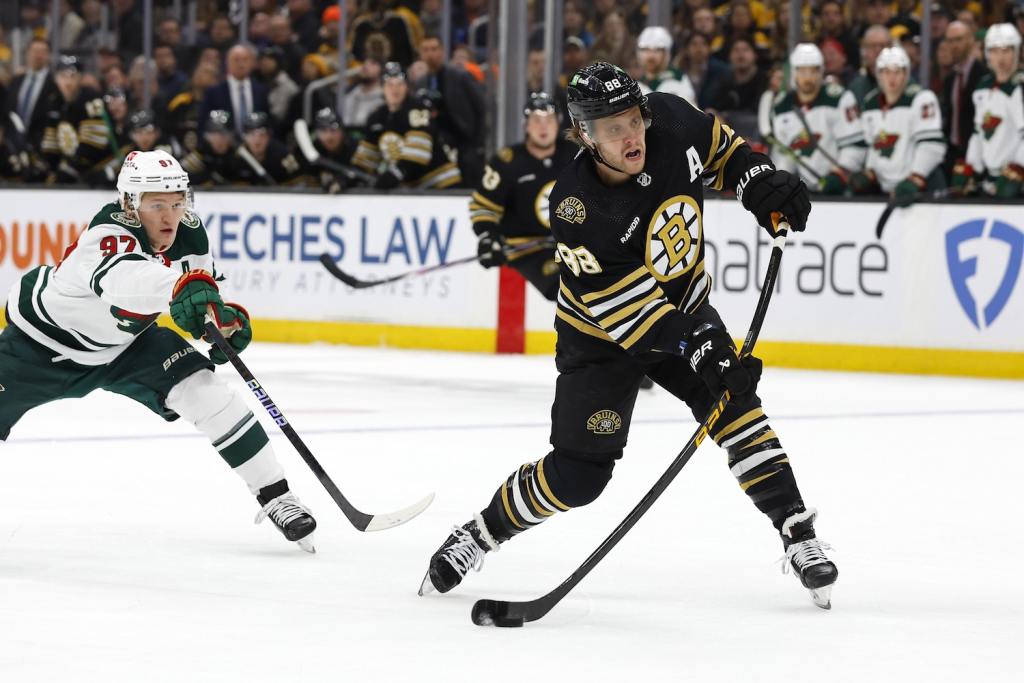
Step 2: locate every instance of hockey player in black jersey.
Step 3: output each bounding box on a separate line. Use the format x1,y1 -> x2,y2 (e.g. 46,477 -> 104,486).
180,110 -> 244,186
469,92 -> 577,301
41,56 -> 113,184
420,63 -> 838,609
312,107 -> 367,193
352,62 -> 462,190
235,112 -> 311,186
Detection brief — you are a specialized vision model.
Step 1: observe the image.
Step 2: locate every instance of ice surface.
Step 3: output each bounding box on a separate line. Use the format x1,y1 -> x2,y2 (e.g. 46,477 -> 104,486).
1,343 -> 1021,682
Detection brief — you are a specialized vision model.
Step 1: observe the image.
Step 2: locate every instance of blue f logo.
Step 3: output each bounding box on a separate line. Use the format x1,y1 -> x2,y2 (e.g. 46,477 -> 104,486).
945,219 -> 1024,329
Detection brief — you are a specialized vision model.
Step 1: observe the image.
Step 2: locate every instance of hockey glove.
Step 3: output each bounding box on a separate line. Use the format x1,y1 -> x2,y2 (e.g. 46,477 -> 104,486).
477,231 -> 508,268
950,160 -> 974,194
684,323 -> 762,398
849,170 -> 879,195
738,166 -> 810,233
819,169 -> 848,195
892,173 -> 927,207
169,269 -> 228,339
207,303 -> 252,364
374,166 -> 403,190
995,163 -> 1024,198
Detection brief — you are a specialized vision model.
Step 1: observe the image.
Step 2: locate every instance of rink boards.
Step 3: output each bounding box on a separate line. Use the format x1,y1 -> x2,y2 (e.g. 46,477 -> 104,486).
0,188 -> 1020,378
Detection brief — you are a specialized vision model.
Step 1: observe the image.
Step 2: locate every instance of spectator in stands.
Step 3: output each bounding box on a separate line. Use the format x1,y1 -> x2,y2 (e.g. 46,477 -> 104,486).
9,2 -> 46,58
268,15 -> 307,81
941,20 -> 987,175
166,62 -> 221,152
863,0 -> 894,29
10,38 -> 60,151
715,36 -> 768,137
249,12 -> 273,50
158,18 -> 195,73
692,7 -> 719,40
817,0 -> 860,70
711,1 -> 771,63
451,44 -> 485,84
681,32 -> 730,110
258,47 -> 300,132
847,25 -> 892,105
590,10 -> 638,72
54,0 -> 86,51
102,64 -> 129,92
415,33 -> 485,183
350,1 -> 423,67
899,32 -> 921,74
198,44 -> 269,136
288,0 -> 323,49
154,45 -> 187,110
343,57 -> 386,130
561,37 -> 589,86
822,37 -> 854,85
113,0 -> 144,60
73,0 -> 107,54
208,15 -> 238,57
563,1 -> 595,48
127,56 -> 158,110
526,47 -> 569,122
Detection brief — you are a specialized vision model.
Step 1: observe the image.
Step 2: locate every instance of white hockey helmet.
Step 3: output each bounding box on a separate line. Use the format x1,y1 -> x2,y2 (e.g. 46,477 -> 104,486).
116,149 -> 192,213
790,43 -> 824,69
638,26 -> 673,52
875,46 -> 911,72
984,22 -> 1022,51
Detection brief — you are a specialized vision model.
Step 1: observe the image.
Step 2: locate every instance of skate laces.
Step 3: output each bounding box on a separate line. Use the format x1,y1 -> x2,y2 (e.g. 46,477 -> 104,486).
442,525 -> 487,576
255,493 -> 310,527
780,538 -> 834,575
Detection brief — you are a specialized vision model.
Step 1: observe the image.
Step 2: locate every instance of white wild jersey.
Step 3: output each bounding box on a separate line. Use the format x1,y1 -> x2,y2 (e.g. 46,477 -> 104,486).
639,70 -> 696,106
6,202 -> 215,366
770,83 -> 867,184
860,84 -> 946,191
965,71 -> 1024,176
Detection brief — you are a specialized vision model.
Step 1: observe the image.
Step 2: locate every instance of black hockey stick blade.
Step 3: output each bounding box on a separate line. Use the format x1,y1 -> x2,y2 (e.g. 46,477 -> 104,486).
471,223 -> 791,627
874,201 -> 898,240
875,188 -> 951,239
204,318 -> 434,531
319,237 -> 555,289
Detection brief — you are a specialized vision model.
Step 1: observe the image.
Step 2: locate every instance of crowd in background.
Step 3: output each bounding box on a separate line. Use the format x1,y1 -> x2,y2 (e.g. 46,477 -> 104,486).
0,0 -> 1022,197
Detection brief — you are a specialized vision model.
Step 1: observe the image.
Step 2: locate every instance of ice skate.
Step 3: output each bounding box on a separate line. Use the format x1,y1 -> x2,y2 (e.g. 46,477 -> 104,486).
256,482 -> 317,553
419,514 -> 498,595
781,508 -> 838,609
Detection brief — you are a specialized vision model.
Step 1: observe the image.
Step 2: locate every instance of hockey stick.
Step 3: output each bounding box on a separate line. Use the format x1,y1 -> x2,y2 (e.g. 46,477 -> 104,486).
471,220 -> 791,628
203,318 -> 435,531
237,145 -> 277,186
792,104 -> 845,171
293,118 -> 376,185
874,188 -> 952,239
319,236 -> 556,289
763,133 -> 823,182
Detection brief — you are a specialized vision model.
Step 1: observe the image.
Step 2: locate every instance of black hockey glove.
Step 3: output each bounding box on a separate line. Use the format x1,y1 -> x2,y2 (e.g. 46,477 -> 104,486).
374,166 -> 403,190
208,303 -> 252,364
477,231 -> 508,268
684,323 -> 762,398
737,165 -> 810,233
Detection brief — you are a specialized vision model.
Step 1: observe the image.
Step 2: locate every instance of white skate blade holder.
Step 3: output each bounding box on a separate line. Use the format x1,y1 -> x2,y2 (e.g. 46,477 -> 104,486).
297,536 -> 316,554
811,585 -> 832,610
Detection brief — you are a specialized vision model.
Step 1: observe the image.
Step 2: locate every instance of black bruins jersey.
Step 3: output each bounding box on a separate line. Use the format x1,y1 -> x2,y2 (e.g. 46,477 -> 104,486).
352,99 -> 461,189
469,139 -> 578,258
550,92 -> 763,355
40,88 -> 113,181
231,138 -> 311,186
180,139 -> 245,186
314,136 -> 368,191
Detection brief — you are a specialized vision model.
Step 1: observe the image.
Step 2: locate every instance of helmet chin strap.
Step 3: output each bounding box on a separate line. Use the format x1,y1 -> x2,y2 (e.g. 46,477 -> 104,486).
580,129 -> 630,176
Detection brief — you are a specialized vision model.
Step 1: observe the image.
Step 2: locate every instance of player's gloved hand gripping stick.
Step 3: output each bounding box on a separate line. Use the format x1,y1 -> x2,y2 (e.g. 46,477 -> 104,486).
471,216 -> 791,627
203,312 -> 435,531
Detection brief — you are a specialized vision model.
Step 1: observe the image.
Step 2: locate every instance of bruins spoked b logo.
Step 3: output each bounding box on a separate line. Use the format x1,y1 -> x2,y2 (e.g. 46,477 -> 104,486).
587,410 -> 622,435
646,195 -> 702,281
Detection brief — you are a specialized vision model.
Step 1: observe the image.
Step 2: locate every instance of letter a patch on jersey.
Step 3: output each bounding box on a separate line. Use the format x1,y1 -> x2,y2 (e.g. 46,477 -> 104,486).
686,146 -> 704,181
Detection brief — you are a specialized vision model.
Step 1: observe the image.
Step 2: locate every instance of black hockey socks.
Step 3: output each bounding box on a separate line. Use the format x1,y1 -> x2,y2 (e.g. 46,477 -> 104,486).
713,407 -> 804,530
481,450 -> 615,543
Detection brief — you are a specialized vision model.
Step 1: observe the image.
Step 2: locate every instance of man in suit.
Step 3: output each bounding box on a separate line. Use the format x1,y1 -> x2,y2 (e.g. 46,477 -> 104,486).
415,33 -> 485,185
9,37 -> 62,152
941,20 -> 988,174
198,44 -> 269,136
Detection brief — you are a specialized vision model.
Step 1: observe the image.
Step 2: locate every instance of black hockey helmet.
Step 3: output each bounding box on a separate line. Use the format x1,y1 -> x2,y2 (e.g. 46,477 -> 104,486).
314,107 -> 342,130
566,62 -> 649,128
524,91 -> 557,118
206,109 -> 233,135
243,111 -> 271,133
55,54 -> 81,75
413,87 -> 441,113
382,61 -> 406,82
129,109 -> 157,132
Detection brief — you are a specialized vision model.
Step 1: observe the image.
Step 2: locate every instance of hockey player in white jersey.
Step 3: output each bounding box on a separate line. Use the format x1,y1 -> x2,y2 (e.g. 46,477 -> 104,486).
0,150 -> 318,552
851,46 -> 946,203
636,26 -> 696,105
954,23 -> 1024,197
770,43 -> 866,194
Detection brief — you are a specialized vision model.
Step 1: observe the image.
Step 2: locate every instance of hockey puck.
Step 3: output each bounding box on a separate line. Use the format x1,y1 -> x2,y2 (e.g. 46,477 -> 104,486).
472,600 -> 524,628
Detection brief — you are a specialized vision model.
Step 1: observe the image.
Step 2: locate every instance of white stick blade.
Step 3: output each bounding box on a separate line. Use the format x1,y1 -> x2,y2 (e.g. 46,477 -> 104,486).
364,492 -> 435,532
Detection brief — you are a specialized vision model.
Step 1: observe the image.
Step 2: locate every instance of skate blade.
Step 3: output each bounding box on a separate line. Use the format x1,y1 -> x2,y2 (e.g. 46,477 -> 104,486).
810,585 -> 832,610
296,536 -> 316,554
417,572 -> 435,597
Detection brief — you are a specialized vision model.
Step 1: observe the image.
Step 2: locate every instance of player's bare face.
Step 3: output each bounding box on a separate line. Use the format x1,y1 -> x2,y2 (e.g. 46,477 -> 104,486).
245,129 -> 269,157
878,67 -> 907,102
131,128 -> 159,152
317,127 -> 343,152
525,111 -> 558,150
589,107 -> 646,178
384,78 -> 407,111
987,46 -> 1017,81
794,67 -> 822,100
639,48 -> 666,76
207,131 -> 232,154
137,192 -> 187,252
